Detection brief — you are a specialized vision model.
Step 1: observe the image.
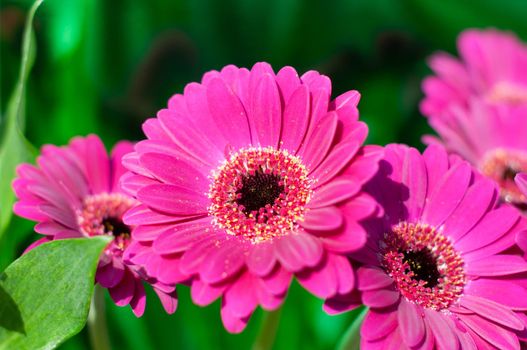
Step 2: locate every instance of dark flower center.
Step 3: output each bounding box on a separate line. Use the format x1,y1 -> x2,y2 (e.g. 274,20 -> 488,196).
236,171 -> 284,215
403,249 -> 441,288
102,216 -> 130,238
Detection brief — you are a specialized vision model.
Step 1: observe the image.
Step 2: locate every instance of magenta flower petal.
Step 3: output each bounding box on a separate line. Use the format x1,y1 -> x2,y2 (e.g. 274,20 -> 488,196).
360,307 -> 398,342
121,63 -> 381,332
327,143 -> 527,349
281,85 -> 310,152
460,294 -> 524,330
422,29 -> 527,206
13,135 -> 168,315
397,300 -> 425,348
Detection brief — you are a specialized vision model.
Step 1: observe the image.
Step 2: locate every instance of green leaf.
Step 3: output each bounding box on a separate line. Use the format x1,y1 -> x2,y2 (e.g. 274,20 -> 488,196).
336,306 -> 367,350
0,0 -> 43,238
0,236 -> 111,350
0,284 -> 24,334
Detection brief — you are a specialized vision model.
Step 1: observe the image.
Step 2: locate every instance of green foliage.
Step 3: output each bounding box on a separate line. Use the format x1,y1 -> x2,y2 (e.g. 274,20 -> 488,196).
0,0 -> 41,238
0,237 -> 111,350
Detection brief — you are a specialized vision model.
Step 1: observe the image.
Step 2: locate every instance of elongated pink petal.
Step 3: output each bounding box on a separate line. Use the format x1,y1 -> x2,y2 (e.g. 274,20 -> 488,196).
249,73 -> 281,147
275,233 -> 323,272
300,206 -> 343,232
460,294 -> 524,330
280,85 -> 310,152
398,300 -> 425,348
246,242 -> 276,276
137,184 -> 208,216
207,78 -> 252,149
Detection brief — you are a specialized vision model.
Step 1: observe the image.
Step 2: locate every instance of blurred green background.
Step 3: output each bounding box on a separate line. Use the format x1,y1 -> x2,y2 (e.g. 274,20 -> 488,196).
1,0 -> 527,349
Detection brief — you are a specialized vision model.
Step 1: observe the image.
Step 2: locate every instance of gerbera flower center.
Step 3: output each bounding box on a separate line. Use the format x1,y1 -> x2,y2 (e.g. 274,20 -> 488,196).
481,148 -> 527,205
208,147 -> 314,243
486,81 -> 527,104
236,172 -> 284,217
77,193 -> 136,250
382,222 -> 465,310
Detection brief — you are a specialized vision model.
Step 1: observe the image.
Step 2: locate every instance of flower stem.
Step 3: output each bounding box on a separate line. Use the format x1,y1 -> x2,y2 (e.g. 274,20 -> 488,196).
252,308 -> 282,350
88,285 -> 111,350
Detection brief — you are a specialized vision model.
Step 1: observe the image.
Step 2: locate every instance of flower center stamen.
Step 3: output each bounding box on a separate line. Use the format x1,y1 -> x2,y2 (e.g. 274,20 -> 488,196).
77,193 -> 136,250
402,249 -> 441,288
382,222 -> 465,310
236,171 -> 284,217
481,148 -> 527,206
208,147 -> 314,244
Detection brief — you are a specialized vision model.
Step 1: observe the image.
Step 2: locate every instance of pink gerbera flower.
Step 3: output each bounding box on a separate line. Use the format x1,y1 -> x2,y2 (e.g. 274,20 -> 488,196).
13,135 -> 177,316
421,28 -> 527,117
423,99 -> 527,206
121,62 -> 383,332
325,144 -> 527,349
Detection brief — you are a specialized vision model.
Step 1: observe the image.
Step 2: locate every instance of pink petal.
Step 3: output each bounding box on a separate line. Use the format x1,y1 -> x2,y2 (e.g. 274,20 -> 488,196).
190,278 -> 226,306
298,112 -> 338,170
459,313 -> 520,350
323,291 -> 362,315
96,259 -> 125,288
139,152 -> 209,191
153,287 -> 178,314
309,140 -> 361,187
422,144 -> 449,193
261,266 -> 292,295
331,254 -> 355,294
206,78 -> 251,149
137,184 -> 208,216
220,302 -> 249,334
275,233 -> 323,272
443,179 -> 497,242
398,300 -> 425,347
456,206 -> 519,253
156,257 -> 188,285
466,278 -> 527,310
179,237 -> 221,275
156,109 -> 223,168
400,146 -> 428,221
361,307 -> 398,341
246,242 -> 276,276
465,255 -> 527,276
152,218 -> 212,254
362,288 -> 400,308
515,173 -> 527,196
249,73 -> 281,147
300,206 -> 343,232
110,141 -> 134,192
423,309 -> 459,350
308,179 -> 360,208
123,204 -> 181,225
23,237 -> 52,253
280,85 -> 310,153
223,272 -> 259,318
130,280 -> 146,317
357,266 -> 394,291
199,239 -> 248,284
421,162 -> 472,227
296,255 -> 338,298
109,269 -> 135,307
460,294 -> 524,330
275,66 -> 301,103
84,135 -> 111,193
331,90 -> 361,110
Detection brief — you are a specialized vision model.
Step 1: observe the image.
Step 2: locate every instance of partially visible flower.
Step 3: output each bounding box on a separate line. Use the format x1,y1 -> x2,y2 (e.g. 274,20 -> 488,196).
423,99 -> 527,205
326,144 -> 527,349
121,62 -> 383,332
421,28 -> 527,117
13,135 -> 177,316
